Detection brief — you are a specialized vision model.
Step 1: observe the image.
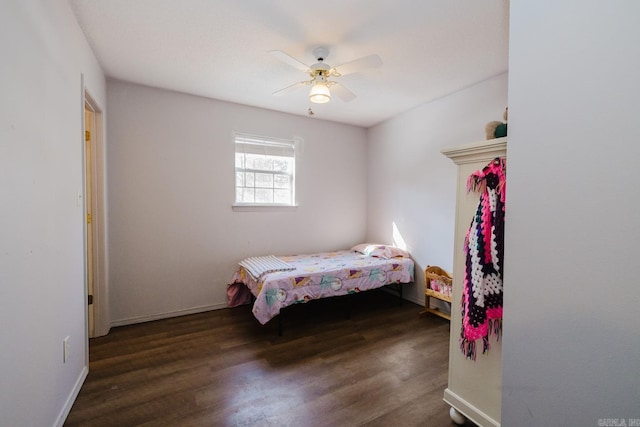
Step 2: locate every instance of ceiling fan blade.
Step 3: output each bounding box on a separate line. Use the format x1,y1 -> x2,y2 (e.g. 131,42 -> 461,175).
332,82 -> 357,102
269,50 -> 310,72
272,81 -> 307,96
334,54 -> 383,76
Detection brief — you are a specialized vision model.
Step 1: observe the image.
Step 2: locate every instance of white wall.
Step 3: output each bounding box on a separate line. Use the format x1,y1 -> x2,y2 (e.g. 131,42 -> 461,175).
0,1 -> 106,426
503,2 -> 640,425
106,80 -> 368,325
366,73 -> 508,305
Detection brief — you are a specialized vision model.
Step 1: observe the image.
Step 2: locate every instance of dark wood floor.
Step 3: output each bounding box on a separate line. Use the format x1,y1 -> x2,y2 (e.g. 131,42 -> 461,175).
65,290 -> 461,426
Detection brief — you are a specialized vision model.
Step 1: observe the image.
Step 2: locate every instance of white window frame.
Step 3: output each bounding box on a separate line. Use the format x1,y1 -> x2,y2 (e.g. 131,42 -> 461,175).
233,132 -> 297,208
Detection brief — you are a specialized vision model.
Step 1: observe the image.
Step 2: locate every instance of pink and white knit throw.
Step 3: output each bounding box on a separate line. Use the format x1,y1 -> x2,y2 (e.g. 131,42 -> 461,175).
460,157 -> 506,360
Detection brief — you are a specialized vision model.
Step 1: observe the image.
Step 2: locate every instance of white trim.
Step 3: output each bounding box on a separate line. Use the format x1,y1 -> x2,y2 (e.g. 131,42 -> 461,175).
441,137 -> 507,165
398,292 -> 421,306
110,303 -> 228,327
54,366 -> 88,427
444,388 -> 501,427
232,204 -> 298,212
234,131 -> 297,148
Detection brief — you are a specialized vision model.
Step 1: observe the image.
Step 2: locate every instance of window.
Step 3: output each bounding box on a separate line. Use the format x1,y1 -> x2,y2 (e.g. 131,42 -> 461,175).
234,133 -> 296,206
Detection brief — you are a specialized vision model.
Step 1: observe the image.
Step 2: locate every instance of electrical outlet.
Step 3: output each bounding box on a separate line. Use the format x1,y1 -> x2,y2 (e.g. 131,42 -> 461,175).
63,336 -> 70,363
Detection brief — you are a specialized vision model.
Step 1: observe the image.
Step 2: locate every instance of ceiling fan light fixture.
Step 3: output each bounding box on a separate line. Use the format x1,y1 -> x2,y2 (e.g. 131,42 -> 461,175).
309,83 -> 331,104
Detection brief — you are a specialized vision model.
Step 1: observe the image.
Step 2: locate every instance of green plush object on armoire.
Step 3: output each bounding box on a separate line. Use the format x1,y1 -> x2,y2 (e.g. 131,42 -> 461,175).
494,123 -> 507,138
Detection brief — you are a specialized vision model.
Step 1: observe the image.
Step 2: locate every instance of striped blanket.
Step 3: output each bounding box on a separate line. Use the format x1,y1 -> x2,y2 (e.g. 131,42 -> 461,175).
239,255 -> 294,280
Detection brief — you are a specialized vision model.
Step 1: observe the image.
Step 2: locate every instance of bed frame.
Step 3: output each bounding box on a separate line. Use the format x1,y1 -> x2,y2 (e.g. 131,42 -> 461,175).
270,281 -> 405,336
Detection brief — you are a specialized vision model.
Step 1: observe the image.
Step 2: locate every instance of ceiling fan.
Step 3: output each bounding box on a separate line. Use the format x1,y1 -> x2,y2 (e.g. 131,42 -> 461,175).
270,47 -> 383,104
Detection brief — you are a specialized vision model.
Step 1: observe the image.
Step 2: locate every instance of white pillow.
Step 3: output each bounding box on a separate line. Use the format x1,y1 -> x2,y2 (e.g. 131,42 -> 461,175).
350,243 -> 410,259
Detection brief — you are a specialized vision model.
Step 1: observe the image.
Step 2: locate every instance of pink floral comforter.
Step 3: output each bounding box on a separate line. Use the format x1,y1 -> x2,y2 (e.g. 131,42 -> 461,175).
229,250 -> 414,324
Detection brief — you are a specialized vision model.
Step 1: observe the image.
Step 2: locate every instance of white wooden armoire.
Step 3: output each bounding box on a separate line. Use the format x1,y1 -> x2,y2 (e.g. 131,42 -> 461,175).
441,137 -> 507,427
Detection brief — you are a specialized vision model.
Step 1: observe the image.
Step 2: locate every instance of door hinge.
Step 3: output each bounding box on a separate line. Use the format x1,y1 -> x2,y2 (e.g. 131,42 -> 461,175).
85,130 -> 90,141
87,213 -> 92,224
88,294 -> 94,305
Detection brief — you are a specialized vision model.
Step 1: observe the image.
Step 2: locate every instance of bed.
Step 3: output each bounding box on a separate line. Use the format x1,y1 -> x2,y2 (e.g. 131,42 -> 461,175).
227,244 -> 415,333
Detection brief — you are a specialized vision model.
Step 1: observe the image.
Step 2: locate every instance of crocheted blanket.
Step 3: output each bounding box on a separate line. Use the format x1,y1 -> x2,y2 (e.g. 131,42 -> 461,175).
460,157 -> 506,360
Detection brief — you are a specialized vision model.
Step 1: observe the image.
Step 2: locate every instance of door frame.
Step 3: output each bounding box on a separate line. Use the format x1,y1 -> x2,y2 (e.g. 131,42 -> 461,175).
85,103 -> 96,337
82,85 -> 109,339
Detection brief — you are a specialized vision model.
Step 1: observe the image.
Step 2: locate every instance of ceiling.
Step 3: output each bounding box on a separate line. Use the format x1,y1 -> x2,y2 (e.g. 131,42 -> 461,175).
69,0 -> 509,128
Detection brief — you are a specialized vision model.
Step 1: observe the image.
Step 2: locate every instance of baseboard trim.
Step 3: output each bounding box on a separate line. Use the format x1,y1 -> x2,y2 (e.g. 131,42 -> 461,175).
380,283 -> 424,307
54,365 -> 88,427
402,294 -> 423,306
111,290 -> 424,329
111,303 -> 228,327
443,388 -> 500,427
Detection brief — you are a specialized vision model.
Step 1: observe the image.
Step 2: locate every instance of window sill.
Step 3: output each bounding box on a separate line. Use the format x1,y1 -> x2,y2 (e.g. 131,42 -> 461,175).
232,204 -> 299,212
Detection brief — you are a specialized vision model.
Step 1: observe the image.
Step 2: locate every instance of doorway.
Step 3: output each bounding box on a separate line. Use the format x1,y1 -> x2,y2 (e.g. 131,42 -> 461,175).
85,104 -> 95,337
83,89 -> 108,338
